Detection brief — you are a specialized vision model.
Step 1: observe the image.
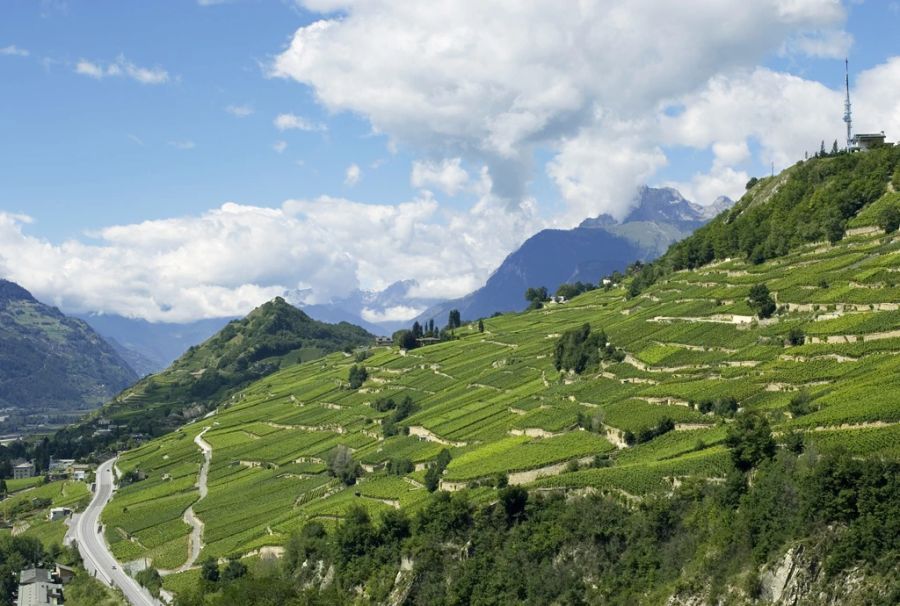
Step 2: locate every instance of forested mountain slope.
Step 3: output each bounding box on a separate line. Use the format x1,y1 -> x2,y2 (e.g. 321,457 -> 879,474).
0,279 -> 137,410
103,148 -> 900,604
53,298 -> 373,455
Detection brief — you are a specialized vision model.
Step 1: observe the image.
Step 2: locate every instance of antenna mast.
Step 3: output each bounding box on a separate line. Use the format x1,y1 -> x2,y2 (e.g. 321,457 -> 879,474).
843,58 -> 852,150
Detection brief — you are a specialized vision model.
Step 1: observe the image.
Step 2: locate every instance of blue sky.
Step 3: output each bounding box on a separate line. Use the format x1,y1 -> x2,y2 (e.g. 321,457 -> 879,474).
0,1 -> 898,322
2,0 -> 416,241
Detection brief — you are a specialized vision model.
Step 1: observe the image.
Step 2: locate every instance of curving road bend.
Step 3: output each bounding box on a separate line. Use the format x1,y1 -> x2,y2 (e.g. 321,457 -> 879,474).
70,457 -> 160,606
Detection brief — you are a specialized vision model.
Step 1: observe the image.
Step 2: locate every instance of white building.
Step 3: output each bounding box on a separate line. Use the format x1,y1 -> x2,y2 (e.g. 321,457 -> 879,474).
852,132 -> 888,151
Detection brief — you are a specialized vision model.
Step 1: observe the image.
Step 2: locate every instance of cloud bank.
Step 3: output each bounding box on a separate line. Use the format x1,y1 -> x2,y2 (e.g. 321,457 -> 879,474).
0,194 -> 538,322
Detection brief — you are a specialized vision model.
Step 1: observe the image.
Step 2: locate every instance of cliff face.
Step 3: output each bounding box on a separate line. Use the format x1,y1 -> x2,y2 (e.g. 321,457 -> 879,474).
666,538 -> 894,606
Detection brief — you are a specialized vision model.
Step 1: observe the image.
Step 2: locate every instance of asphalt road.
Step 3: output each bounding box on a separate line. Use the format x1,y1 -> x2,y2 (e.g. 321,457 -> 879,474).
71,457 -> 160,606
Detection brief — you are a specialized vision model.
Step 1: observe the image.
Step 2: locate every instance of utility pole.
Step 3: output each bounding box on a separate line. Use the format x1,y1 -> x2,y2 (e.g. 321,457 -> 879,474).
843,58 -> 853,150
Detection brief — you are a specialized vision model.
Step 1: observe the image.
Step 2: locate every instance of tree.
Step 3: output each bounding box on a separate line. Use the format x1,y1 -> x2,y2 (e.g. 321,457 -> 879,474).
786,327 -> 805,346
134,567 -> 163,597
826,218 -> 845,244
747,283 -> 776,319
326,445 -> 361,485
424,449 -> 452,492
201,557 -> 220,583
448,309 -> 461,329
478,319 -> 484,333
788,391 -> 813,417
878,205 -> 900,234
831,139 -> 839,155
221,557 -> 248,582
725,413 -> 776,472
554,323 -> 621,374
382,396 -> 416,437
387,458 -> 414,475
412,321 -> 423,338
524,286 -> 549,310
394,329 -> 418,350
745,177 -> 759,190
347,365 -> 368,389
283,522 -> 328,575
499,486 -> 528,523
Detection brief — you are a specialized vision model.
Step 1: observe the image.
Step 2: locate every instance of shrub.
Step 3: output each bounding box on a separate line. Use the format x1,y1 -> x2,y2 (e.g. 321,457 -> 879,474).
326,445 -> 361,486
424,449 -> 452,492
387,458 -> 414,475
788,391 -> 813,417
726,413 -> 776,472
878,205 -> 900,234
348,365 -> 368,389
747,284 -> 776,319
786,327 -> 805,346
392,329 -> 418,350
135,567 -> 162,597
554,324 -> 621,374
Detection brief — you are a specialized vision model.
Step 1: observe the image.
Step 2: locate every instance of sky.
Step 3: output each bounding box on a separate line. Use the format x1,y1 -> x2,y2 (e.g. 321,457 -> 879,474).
1,0 -> 898,323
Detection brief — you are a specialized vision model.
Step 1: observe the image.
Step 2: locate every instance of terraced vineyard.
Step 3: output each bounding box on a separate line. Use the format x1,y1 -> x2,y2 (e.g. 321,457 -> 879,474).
106,215 -> 899,592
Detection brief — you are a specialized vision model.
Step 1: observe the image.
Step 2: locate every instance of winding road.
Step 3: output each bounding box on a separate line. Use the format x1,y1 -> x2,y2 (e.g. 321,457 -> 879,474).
69,458 -> 160,606
161,427 -> 212,575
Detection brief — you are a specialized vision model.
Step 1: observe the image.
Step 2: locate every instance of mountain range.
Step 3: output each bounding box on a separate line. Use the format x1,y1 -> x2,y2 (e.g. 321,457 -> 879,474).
75,186 -> 730,369
76,313 -> 233,375
0,279 -> 137,411
416,186 -> 732,324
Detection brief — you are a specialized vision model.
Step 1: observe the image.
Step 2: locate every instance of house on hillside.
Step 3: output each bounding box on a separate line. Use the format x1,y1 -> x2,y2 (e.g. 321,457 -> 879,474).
852,132 -> 889,151
67,463 -> 91,482
13,461 -> 35,479
19,569 -> 52,585
17,567 -> 65,606
16,582 -> 62,606
47,507 -> 72,522
375,336 -> 393,346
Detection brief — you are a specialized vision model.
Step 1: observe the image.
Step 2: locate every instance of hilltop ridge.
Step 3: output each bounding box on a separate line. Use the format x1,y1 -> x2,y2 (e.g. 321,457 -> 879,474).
52,297 -> 374,455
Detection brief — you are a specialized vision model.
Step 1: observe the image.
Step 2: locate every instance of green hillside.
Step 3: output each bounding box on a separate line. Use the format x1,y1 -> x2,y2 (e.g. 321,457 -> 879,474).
52,297 -> 374,456
0,279 -> 137,411
100,150 -> 900,603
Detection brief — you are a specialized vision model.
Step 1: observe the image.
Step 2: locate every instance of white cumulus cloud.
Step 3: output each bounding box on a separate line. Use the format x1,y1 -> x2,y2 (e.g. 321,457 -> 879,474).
410,158 -> 470,196
75,55 -> 169,84
361,305 -> 426,324
274,113 -> 325,132
225,104 -> 254,117
273,0 -> 847,219
344,163 -> 361,186
0,191 -> 539,322
0,45 -> 29,57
